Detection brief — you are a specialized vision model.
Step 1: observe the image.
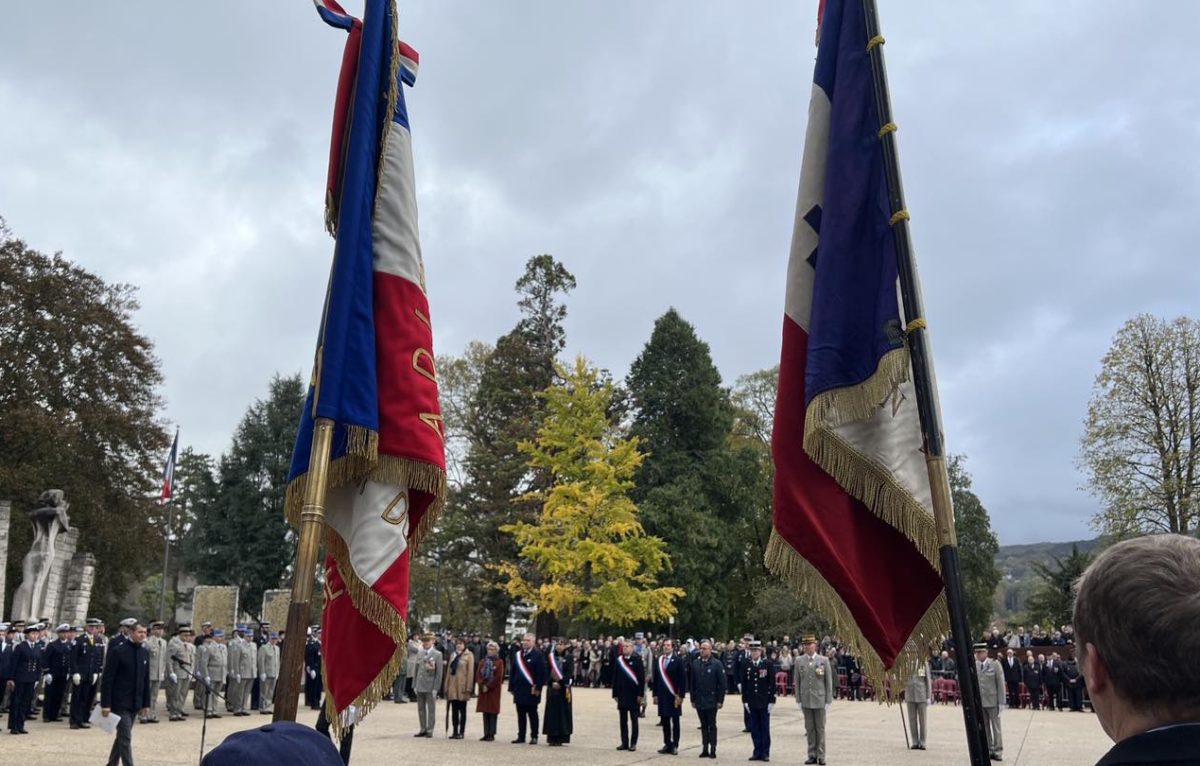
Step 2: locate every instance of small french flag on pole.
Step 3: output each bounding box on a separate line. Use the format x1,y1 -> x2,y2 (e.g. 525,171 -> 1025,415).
161,428 -> 179,501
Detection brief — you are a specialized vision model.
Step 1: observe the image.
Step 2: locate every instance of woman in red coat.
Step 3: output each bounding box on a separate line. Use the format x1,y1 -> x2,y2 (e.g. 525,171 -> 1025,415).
475,641 -> 505,741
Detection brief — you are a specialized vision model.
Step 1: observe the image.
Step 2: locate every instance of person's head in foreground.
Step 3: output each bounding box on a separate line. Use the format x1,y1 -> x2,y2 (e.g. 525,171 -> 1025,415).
202,721 -> 341,765
1074,534 -> 1200,763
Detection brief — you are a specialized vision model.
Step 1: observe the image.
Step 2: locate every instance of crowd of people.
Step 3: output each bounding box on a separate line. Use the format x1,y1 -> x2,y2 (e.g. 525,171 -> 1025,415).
9,530 -> 1200,766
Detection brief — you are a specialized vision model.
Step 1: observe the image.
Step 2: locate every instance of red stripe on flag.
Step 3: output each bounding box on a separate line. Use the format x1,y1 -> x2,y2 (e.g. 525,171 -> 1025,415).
773,316 -> 942,667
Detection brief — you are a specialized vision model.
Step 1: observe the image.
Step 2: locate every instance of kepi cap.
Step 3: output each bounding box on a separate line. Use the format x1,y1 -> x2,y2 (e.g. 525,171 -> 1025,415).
119,617 -> 137,628
200,721 -> 342,766
973,642 -> 988,651
802,634 -> 817,644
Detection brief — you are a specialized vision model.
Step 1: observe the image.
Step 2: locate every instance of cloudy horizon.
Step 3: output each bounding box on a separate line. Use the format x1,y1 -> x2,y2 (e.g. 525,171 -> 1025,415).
4,1 -> 1198,547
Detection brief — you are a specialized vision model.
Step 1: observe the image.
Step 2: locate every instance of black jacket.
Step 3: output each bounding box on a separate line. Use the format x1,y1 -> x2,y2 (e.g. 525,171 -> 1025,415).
688,655 -> 727,710
1043,661 -> 1063,689
42,639 -> 72,677
71,634 -> 97,677
612,653 -> 645,710
1022,663 -> 1043,690
1095,723 -> 1200,765
9,642 -> 42,683
100,639 -> 151,713
740,658 -> 777,710
1002,657 -> 1022,685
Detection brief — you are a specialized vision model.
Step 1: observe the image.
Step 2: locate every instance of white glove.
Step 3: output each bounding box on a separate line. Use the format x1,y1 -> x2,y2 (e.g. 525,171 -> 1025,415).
235,674 -> 242,682
43,674 -> 52,685
92,674 -> 98,685
206,676 -> 212,684
170,673 -> 178,683
308,669 -> 317,680
72,673 -> 81,686
825,703 -> 831,713
767,703 -> 774,713
260,673 -> 267,682
743,702 -> 749,712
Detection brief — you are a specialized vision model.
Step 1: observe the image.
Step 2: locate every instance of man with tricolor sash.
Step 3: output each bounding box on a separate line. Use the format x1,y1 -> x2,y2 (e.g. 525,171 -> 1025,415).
508,633 -> 545,745
612,638 -> 645,752
652,638 -> 687,755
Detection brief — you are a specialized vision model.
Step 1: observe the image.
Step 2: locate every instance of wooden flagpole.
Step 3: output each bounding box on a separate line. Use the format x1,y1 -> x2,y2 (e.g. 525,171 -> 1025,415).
274,417 -> 335,723
859,1 -> 992,764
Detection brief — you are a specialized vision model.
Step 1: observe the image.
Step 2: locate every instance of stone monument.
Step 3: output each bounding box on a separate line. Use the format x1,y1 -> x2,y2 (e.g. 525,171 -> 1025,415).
3,492 -> 96,624
10,490 -> 72,621
191,585 -> 239,632
261,589 -> 291,632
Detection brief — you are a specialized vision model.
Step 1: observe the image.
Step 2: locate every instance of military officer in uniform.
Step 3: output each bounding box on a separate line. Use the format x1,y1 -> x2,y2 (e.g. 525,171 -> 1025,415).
192,622 -> 212,711
257,632 -> 280,714
140,621 -> 167,723
412,632 -> 444,737
7,625 -> 42,734
794,634 -> 834,765
741,640 -> 776,762
904,657 -> 932,750
652,637 -> 687,755
166,624 -> 194,721
201,629 -> 228,719
41,624 -> 72,722
304,627 -> 323,710
0,623 -> 13,715
975,642 -> 1005,761
228,626 -> 256,716
69,618 -> 100,728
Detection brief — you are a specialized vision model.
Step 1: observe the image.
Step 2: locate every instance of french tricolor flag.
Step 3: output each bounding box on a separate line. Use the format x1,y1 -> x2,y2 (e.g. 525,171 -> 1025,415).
768,0 -> 946,687
161,428 -> 178,501
290,0 -> 446,732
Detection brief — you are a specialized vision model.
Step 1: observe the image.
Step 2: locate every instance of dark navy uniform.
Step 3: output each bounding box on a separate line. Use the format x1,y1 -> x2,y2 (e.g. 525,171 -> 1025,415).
303,635 -> 322,710
7,634 -> 42,734
70,632 -> 98,726
740,649 -> 776,762
41,633 -> 72,721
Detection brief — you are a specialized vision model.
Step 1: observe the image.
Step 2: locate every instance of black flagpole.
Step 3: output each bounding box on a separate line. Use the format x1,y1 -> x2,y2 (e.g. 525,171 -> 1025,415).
859,1 -> 991,764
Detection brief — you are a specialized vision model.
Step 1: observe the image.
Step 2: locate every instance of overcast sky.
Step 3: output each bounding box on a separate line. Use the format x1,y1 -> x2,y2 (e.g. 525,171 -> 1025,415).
3,1 -> 1198,546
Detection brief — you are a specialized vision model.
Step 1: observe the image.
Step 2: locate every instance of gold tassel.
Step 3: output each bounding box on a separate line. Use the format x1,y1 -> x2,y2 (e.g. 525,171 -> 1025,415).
765,530 -> 950,700
801,347 -> 941,570
324,188 -> 337,237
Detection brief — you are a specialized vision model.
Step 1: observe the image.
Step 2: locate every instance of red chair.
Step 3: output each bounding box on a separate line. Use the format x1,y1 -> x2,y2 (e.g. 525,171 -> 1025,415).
837,673 -> 850,699
775,671 -> 789,697
931,677 -> 946,703
942,678 -> 960,705
1018,682 -> 1031,708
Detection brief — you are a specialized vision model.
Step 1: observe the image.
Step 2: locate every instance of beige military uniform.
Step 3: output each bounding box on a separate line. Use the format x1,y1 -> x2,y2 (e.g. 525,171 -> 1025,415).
166,636 -> 193,718
976,656 -> 1005,758
904,662 -> 932,748
257,642 -> 280,713
201,641 -> 228,716
144,634 -> 168,721
794,652 -> 835,762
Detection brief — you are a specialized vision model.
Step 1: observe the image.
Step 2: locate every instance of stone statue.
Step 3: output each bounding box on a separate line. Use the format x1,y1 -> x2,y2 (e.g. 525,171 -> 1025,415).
10,490 -> 71,620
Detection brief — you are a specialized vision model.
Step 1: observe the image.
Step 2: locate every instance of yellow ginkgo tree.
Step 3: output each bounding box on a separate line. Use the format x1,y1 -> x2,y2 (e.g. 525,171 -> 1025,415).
500,355 -> 684,628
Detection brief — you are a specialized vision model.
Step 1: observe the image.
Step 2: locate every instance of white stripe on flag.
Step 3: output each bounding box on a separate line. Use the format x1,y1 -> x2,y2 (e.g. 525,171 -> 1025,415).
373,126 -> 424,288
325,481 -> 410,587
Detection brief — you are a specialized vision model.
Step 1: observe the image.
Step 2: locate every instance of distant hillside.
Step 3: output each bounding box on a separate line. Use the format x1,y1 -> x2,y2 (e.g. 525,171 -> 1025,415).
992,537 -> 1104,623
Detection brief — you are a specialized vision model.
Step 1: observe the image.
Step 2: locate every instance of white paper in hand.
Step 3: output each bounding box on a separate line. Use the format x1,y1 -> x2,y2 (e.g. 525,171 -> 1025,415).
89,707 -> 119,735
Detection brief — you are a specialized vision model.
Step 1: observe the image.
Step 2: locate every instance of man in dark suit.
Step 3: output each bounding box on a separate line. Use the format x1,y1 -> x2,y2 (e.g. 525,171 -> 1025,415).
1043,653 -> 1063,710
1022,656 -> 1043,710
1001,648 -> 1022,708
101,621 -> 151,766
612,638 -> 644,752
652,637 -> 687,754
1075,535 -> 1200,765
689,640 -> 726,759
508,632 -> 546,745
0,623 -> 14,714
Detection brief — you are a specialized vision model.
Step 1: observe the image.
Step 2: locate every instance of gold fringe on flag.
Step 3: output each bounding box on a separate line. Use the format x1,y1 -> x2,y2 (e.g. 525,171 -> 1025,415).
765,529 -> 949,698
801,346 -> 941,570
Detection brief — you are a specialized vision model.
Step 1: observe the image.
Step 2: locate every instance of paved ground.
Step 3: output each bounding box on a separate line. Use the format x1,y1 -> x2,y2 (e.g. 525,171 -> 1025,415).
2,687 -> 1112,764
